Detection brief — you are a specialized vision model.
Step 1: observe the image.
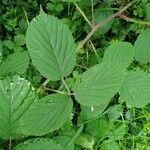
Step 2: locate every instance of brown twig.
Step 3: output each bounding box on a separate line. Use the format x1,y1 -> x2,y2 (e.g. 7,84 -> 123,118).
77,0 -> 139,50
118,14 -> 150,26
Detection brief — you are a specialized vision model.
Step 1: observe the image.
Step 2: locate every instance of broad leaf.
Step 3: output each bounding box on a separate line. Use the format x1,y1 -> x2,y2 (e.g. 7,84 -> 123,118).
26,11 -> 76,81
134,28 -> 150,64
100,141 -> 120,150
13,138 -> 64,150
80,103 -> 108,121
0,51 -> 29,76
73,62 -> 125,106
0,75 -> 37,139
120,70 -> 150,108
20,94 -> 73,136
103,41 -> 134,67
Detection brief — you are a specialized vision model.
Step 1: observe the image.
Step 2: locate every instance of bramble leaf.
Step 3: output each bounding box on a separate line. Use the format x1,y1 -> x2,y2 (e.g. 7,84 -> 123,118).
0,75 -> 37,139
120,70 -> 150,108
20,94 -> 73,136
13,138 -> 63,150
26,11 -> 76,81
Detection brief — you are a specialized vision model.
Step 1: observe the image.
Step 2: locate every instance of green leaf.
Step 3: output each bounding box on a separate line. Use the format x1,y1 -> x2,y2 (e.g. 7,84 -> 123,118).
100,141 -> 120,150
103,41 -> 134,67
86,117 -> 112,139
80,103 -> 108,121
134,28 -> 150,64
94,7 -> 114,36
13,138 -> 64,150
14,35 -> 26,46
55,136 -> 74,150
0,75 -> 37,139
26,11 -> 76,81
73,62 -> 125,106
20,94 -> 73,136
3,40 -> 14,49
119,70 -> 150,108
0,51 -> 29,76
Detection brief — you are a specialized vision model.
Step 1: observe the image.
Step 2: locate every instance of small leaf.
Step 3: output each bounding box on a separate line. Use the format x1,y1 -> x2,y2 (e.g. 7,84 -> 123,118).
26,11 -> 76,81
73,62 -> 125,106
0,75 -> 37,139
62,0 -> 82,2
20,94 -> 73,136
120,70 -> 150,108
93,7 -> 114,36
14,35 -> 26,46
0,51 -> 29,76
13,138 -> 64,150
103,41 -> 134,67
134,28 -> 150,64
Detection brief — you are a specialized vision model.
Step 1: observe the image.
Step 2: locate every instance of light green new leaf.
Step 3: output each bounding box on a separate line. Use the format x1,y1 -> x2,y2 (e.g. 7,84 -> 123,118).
20,94 -> 73,136
134,28 -> 150,64
26,11 -> 76,81
120,70 -> 150,108
0,51 -> 29,76
73,62 -> 125,106
13,138 -> 64,150
0,75 -> 37,139
103,41 -> 134,67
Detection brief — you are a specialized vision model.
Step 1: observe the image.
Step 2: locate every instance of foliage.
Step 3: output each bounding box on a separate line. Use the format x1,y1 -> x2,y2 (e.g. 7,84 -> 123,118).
0,0 -> 150,149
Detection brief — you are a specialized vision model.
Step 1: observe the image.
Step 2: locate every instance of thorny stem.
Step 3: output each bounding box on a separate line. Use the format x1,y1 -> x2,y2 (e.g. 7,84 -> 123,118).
77,0 -> 139,50
118,14 -> 150,26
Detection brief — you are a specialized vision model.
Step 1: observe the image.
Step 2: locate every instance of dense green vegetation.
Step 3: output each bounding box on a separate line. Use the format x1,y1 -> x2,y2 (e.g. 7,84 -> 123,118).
0,0 -> 150,149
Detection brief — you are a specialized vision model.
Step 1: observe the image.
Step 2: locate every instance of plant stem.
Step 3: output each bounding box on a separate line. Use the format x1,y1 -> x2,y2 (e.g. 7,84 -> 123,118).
9,136 -> 12,150
118,14 -> 150,26
22,7 -> 29,25
43,86 -> 74,96
89,40 -> 101,63
74,2 -> 92,28
62,78 -> 71,95
37,79 -> 50,94
77,0 -> 138,50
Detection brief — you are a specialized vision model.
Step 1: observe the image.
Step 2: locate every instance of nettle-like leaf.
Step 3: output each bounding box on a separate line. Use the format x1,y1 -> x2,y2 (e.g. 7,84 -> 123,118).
73,41 -> 134,106
26,11 -> 76,81
0,51 -> 29,76
20,94 -> 73,136
134,28 -> 150,64
119,70 -> 150,108
103,41 -> 134,67
13,138 -> 63,150
0,75 -> 37,139
73,62 -> 125,106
